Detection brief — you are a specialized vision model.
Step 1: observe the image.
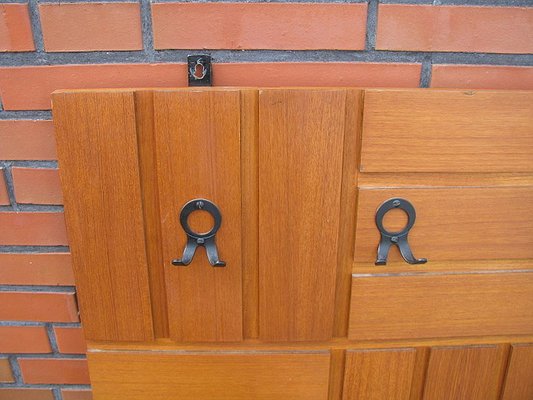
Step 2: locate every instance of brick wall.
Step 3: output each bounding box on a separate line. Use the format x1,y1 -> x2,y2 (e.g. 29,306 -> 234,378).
0,0 -> 532,398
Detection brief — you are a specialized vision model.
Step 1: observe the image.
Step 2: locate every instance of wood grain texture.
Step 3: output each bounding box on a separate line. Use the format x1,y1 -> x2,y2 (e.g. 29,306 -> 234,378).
354,187 -> 533,263
360,89 -> 533,173
423,345 -> 507,400
88,350 -> 331,400
501,344 -> 533,400
353,259 -> 533,275
358,172 -> 533,188
154,90 -> 242,342
52,91 -> 154,342
342,348 -> 417,400
349,272 -> 533,340
134,90 -> 168,338
333,89 -> 362,337
241,89 -> 260,339
258,89 -> 346,341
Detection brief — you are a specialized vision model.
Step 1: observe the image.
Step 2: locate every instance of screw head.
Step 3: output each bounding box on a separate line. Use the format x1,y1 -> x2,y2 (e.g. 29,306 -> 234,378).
392,200 -> 401,207
196,201 -> 204,209
391,236 -> 399,243
197,238 -> 205,244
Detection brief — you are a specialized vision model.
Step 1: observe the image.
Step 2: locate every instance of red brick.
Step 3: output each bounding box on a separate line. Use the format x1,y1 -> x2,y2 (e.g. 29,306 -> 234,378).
54,327 -> 86,354
19,358 -> 90,384
0,169 -> 8,205
0,253 -> 74,286
377,5 -> 533,54
0,4 -> 35,52
432,64 -> 533,90
152,3 -> 367,50
0,212 -> 68,245
213,62 -> 421,87
12,168 -> 62,205
0,291 -> 78,322
40,3 -> 142,52
0,121 -> 56,160
0,358 -> 14,383
0,64 -> 187,110
0,326 -> 52,353
61,390 -> 93,400
0,388 -> 54,400
0,62 -> 422,110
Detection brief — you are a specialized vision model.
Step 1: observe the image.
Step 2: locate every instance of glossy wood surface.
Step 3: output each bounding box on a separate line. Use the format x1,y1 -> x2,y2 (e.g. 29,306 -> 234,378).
53,91 -> 154,341
153,90 -> 243,342
354,187 -> 533,263
134,90 -> 168,338
349,272 -> 533,340
501,344 -> 533,400
361,90 -> 533,173
258,89 -> 346,341
88,350 -> 331,400
342,348 -> 416,400
423,345 -> 507,400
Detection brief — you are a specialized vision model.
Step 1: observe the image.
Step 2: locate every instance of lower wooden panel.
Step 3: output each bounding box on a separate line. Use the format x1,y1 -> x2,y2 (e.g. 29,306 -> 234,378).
342,348 -> 417,400
501,344 -> 533,400
423,345 -> 506,400
88,350 -> 330,400
349,272 -> 533,340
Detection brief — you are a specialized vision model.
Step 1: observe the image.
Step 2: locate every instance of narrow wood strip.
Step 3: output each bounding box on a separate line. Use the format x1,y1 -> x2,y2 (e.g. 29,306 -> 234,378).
328,348 -> 346,400
134,90 -> 168,338
241,89 -> 259,339
87,335 -> 533,353
333,89 -> 362,337
358,172 -> 533,188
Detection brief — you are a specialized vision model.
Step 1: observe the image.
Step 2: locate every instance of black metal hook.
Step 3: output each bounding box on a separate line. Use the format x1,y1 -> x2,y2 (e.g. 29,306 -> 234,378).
374,198 -> 427,266
172,199 -> 226,267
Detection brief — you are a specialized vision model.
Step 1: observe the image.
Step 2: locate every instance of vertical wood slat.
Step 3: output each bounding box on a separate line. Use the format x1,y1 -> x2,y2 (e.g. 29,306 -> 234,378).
52,91 -> 154,341
258,89 -> 347,341
134,91 -> 168,338
423,345 -> 507,400
241,89 -> 260,339
154,89 -> 243,342
501,344 -> 533,400
342,348 -> 417,400
333,89 -> 362,337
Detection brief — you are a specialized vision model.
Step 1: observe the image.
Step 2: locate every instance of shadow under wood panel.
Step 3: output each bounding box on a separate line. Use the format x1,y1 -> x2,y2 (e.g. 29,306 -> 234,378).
153,90 -> 243,342
52,91 -> 154,342
258,89 -> 347,341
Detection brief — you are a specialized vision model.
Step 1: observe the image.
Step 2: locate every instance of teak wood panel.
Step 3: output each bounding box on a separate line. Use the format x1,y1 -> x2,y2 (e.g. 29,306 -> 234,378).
153,90 -> 243,342
354,187 -> 533,263
342,348 -> 417,400
52,91 -> 154,342
360,90 -> 533,173
423,346 -> 507,400
501,344 -> 533,400
88,350 -> 331,400
349,272 -> 533,340
258,89 -> 347,341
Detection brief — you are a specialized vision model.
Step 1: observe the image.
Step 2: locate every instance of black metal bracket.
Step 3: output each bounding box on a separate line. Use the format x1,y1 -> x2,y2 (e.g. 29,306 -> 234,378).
187,55 -> 212,86
172,199 -> 226,267
375,198 -> 427,266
